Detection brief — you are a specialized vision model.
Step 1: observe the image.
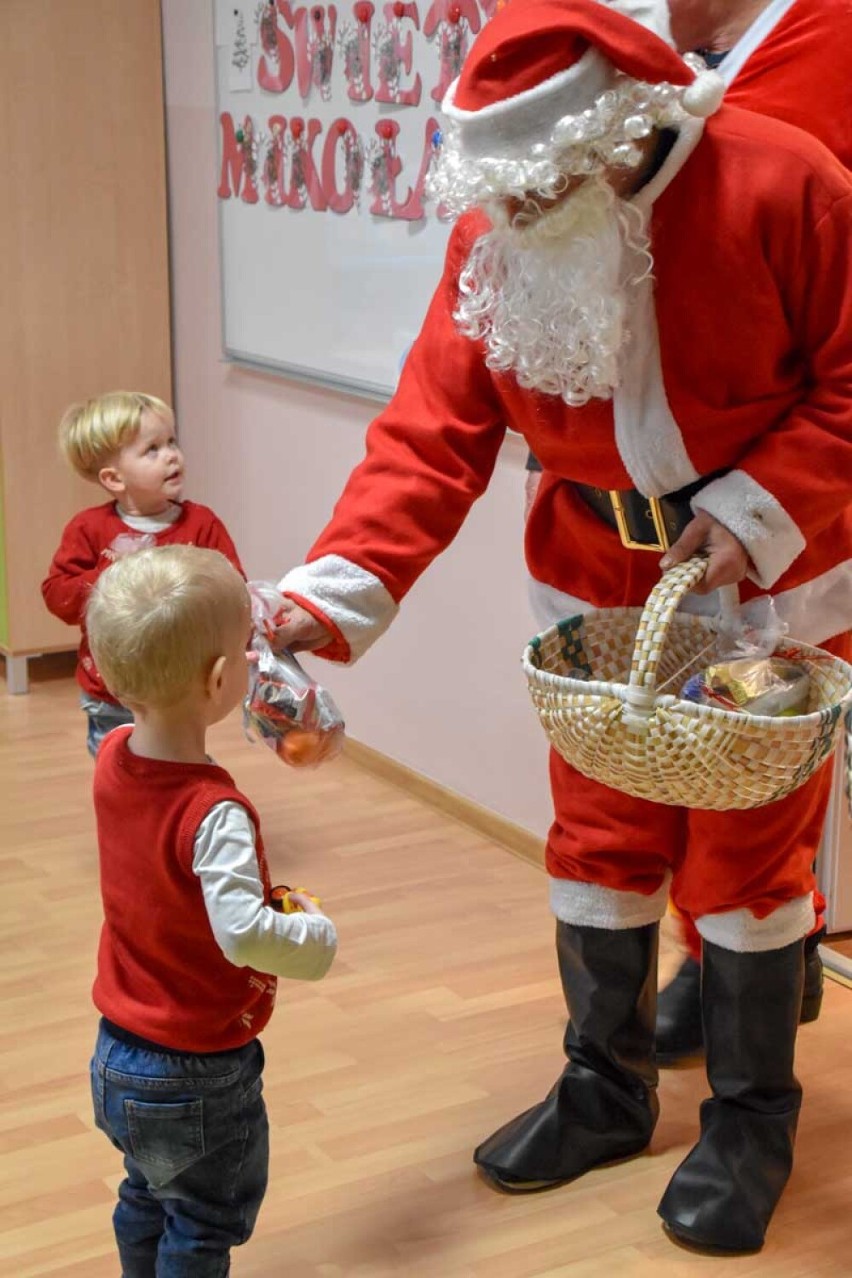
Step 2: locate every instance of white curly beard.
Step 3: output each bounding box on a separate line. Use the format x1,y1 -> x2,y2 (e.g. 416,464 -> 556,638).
454,177 -> 652,406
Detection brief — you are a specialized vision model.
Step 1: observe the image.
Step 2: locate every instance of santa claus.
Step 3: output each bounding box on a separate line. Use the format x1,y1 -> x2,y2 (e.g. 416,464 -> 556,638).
275,0 -> 852,1253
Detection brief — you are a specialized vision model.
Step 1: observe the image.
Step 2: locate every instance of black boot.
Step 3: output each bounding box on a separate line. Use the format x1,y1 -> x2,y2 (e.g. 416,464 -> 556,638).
474,921 -> 659,1192
658,938 -> 804,1252
800,927 -> 825,1023
655,956 -> 703,1065
656,931 -> 824,1066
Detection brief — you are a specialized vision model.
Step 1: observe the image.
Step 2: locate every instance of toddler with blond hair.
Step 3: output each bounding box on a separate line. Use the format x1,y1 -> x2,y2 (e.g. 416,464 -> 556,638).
86,543 -> 337,1275
42,390 -> 243,755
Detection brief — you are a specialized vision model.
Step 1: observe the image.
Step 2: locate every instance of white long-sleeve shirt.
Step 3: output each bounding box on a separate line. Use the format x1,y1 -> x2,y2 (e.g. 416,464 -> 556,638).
193,801 -> 337,981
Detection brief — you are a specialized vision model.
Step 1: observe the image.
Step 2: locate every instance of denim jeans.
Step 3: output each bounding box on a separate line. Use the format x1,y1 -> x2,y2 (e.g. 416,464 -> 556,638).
91,1020 -> 269,1277
80,693 -> 134,758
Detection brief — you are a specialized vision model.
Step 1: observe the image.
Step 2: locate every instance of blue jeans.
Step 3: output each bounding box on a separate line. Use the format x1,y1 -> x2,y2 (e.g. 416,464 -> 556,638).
90,1021 -> 269,1277
80,693 -> 134,758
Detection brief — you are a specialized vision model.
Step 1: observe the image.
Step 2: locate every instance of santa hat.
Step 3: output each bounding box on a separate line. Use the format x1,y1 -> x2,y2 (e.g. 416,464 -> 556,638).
429,0 -> 724,213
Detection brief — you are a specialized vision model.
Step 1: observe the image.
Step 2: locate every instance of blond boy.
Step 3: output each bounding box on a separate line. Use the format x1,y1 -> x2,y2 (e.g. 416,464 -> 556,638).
42,391 -> 243,755
87,544 -> 337,1276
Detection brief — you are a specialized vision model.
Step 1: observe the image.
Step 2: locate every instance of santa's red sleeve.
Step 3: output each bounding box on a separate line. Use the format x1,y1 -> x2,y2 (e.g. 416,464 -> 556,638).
692,190 -> 852,588
279,218 -> 506,663
41,512 -> 102,626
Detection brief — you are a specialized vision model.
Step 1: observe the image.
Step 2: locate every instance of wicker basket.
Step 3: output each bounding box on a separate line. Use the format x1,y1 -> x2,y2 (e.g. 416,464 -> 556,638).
523,556 -> 852,810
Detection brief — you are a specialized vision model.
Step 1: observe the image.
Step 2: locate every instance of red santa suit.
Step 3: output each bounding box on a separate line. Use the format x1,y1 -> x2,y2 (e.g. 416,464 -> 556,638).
721,0 -> 852,166
659,0 -> 852,960
279,0 -> 852,1247
282,104 -> 852,949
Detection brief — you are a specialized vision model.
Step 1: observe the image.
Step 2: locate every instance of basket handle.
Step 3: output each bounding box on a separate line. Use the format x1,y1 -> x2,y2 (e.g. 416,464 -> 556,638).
624,555 -> 728,724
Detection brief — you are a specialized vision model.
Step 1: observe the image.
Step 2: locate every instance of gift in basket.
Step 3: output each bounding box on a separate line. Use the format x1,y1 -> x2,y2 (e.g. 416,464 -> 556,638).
523,556 -> 852,810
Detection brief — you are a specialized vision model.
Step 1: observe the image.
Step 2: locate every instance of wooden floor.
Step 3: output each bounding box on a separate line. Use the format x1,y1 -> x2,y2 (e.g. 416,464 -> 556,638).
2,658 -> 852,1277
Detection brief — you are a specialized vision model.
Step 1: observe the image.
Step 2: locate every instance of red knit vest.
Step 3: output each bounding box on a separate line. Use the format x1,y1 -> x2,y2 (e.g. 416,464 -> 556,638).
92,727 -> 277,1051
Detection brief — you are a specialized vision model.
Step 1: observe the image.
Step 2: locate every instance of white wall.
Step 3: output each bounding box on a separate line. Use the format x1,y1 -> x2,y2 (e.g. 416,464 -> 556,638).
161,0 -> 552,836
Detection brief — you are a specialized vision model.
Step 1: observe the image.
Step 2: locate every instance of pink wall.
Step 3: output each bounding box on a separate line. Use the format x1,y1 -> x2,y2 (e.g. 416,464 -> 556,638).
161,0 -> 551,836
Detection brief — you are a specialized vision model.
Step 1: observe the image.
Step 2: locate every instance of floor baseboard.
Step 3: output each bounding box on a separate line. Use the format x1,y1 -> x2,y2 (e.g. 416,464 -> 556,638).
343,738 -> 546,871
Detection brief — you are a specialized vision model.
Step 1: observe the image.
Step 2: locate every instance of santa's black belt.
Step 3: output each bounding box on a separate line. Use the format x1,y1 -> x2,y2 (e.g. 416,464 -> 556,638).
572,473 -> 724,553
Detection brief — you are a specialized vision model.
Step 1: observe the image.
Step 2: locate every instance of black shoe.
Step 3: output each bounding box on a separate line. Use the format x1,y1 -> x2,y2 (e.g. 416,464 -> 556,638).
658,938 -> 804,1252
474,921 -> 659,1191
656,935 -> 824,1066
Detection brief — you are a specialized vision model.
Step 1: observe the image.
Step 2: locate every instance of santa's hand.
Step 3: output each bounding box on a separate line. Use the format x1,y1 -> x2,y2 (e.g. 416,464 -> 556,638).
659,511 -> 749,595
271,599 -> 335,653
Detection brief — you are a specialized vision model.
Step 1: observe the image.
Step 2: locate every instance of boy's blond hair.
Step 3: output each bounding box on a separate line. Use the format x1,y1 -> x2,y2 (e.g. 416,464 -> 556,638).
87,546 -> 249,708
59,391 -> 173,481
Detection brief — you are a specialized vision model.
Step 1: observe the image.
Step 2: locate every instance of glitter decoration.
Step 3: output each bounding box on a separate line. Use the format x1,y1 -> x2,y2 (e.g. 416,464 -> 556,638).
337,8 -> 371,101
367,120 -> 396,215
256,0 -> 279,63
234,117 -> 259,186
338,122 -> 367,203
308,6 -> 336,101
373,6 -> 406,100
436,4 -> 468,87
262,121 -> 285,204
285,119 -> 309,207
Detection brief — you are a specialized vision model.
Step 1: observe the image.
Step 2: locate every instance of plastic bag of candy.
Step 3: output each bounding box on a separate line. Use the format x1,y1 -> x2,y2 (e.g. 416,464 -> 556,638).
681,655 -> 810,716
244,582 -> 345,768
680,594 -> 810,717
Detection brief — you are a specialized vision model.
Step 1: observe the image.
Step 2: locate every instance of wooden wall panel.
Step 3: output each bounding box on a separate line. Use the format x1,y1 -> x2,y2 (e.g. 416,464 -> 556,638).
0,0 -> 172,653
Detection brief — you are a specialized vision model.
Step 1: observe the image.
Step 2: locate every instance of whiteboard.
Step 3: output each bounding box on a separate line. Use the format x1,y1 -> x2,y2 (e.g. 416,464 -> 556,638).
213,0 -> 495,400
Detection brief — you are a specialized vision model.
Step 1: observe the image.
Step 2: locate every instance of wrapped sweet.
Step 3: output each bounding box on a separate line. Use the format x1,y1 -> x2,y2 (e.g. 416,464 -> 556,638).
682,656 -> 810,717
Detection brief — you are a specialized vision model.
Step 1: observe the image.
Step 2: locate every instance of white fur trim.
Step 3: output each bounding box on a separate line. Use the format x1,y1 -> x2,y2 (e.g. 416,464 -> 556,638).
613,119 -> 705,496
550,872 -> 671,929
696,894 -> 815,953
691,469 -> 806,588
713,0 -> 799,87
529,557 -> 852,654
528,576 -> 593,631
442,50 -> 617,161
278,555 -> 398,664
772,560 -> 852,645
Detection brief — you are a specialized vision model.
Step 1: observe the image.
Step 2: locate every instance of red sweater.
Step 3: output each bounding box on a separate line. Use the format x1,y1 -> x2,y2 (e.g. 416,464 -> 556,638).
42,500 -> 244,703
92,727 -> 277,1052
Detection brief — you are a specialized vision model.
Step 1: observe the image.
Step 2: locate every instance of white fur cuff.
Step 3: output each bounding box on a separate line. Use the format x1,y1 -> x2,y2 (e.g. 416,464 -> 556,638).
278,555 -> 398,664
696,894 -> 815,953
691,468 -> 806,588
549,873 -> 671,929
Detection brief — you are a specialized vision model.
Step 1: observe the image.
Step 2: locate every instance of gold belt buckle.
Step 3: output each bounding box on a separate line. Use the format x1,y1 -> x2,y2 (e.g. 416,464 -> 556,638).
608,491 -> 671,553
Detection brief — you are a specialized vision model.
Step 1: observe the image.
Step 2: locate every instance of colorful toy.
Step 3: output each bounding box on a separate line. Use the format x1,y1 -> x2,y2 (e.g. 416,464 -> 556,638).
270,884 -> 322,914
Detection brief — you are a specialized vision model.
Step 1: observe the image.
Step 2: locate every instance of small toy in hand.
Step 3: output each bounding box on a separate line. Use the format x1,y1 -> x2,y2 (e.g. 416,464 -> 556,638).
244,582 -> 345,768
270,884 -> 322,914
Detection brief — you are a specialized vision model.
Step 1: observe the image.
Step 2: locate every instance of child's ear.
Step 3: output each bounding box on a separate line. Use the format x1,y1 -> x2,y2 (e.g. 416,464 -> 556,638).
206,655 -> 227,700
98,465 -> 125,497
